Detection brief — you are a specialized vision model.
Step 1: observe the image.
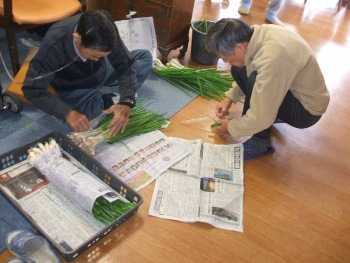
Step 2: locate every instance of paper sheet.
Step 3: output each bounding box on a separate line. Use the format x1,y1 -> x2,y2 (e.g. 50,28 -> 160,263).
149,139 -> 244,232
95,131 -> 190,191
115,17 -> 158,59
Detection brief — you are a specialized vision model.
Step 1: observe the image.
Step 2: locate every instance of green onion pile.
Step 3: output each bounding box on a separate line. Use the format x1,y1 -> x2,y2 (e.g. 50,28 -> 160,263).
153,59 -> 233,101
98,104 -> 169,144
92,197 -> 136,225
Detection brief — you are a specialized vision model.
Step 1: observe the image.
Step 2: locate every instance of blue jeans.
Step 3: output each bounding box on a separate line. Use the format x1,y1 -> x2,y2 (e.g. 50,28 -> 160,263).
231,66 -> 321,160
241,0 -> 283,18
56,49 -> 153,120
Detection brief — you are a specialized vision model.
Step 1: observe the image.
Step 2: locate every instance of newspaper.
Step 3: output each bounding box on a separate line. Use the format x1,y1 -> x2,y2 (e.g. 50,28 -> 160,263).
115,17 -> 158,59
0,161 -> 105,252
95,131 -> 190,191
149,138 -> 244,232
36,150 -> 118,212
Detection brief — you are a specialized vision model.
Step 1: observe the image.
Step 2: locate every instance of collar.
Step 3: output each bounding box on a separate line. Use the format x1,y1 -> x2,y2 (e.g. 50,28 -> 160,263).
244,25 -> 259,66
73,28 -> 87,62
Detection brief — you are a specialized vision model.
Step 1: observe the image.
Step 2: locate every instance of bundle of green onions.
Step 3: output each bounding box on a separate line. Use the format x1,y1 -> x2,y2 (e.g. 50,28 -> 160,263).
92,197 -> 136,225
153,59 -> 233,101
69,104 -> 169,154
98,104 -> 169,144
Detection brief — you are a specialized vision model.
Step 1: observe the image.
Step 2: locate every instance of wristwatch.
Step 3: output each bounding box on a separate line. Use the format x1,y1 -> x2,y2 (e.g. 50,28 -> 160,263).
118,98 -> 136,108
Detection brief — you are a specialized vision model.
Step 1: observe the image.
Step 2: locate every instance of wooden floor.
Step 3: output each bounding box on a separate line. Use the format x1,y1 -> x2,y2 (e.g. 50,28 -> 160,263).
1,0 -> 350,262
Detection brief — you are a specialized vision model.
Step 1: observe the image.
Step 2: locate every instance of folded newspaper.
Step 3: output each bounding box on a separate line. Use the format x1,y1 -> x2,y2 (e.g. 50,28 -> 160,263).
149,138 -> 244,232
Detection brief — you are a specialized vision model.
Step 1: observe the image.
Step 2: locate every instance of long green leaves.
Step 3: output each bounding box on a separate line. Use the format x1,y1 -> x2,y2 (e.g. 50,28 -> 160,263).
92,197 -> 136,224
153,59 -> 233,101
98,104 -> 169,144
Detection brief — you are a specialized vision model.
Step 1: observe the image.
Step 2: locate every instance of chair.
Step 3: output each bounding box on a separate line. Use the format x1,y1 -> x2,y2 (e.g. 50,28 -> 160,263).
0,0 -> 82,74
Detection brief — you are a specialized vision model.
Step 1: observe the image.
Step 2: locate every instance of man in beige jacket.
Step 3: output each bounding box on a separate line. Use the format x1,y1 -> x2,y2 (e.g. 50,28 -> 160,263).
206,18 -> 329,160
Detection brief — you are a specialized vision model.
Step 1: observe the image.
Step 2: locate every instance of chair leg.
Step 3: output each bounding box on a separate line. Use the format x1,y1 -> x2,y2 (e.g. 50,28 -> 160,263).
5,26 -> 20,75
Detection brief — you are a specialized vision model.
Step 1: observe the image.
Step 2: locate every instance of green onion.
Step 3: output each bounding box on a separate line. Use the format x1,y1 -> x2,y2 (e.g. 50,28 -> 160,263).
92,196 -> 136,224
211,121 -> 222,128
98,104 -> 169,144
153,59 -> 233,101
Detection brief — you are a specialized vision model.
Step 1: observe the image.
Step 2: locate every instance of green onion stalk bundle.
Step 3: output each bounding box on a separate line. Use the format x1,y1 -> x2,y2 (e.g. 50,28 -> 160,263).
27,139 -> 137,225
69,104 -> 169,155
98,104 -> 169,144
92,197 -> 136,225
153,59 -> 233,101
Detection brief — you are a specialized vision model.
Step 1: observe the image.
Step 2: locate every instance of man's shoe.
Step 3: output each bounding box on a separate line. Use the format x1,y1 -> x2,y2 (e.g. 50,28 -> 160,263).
238,5 -> 251,15
265,15 -> 284,25
243,135 -> 275,160
6,230 -> 60,263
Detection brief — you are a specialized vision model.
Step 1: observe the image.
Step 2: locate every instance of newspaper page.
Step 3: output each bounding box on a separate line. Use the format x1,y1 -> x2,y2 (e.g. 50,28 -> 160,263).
149,170 -> 200,222
169,138 -> 202,176
149,139 -> 244,232
42,152 -> 117,212
0,162 -> 105,252
198,178 -> 243,231
95,131 -> 190,191
115,17 -> 158,59
200,143 -> 243,185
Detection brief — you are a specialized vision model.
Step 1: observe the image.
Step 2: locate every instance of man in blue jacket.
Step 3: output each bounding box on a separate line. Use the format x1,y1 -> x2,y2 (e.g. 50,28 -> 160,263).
23,10 -> 152,135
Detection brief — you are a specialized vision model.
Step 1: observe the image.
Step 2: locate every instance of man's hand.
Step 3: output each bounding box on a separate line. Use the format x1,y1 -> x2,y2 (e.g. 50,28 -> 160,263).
66,110 -> 90,132
211,119 -> 235,142
104,104 -> 131,136
216,97 -> 233,119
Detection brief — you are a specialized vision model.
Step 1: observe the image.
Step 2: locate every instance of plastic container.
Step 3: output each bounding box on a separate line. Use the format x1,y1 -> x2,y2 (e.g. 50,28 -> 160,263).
6,230 -> 60,263
0,133 -> 143,261
191,20 -> 218,65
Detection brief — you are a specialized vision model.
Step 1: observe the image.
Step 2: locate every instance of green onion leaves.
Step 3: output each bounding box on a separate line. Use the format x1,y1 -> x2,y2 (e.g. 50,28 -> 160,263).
92,197 -> 136,224
98,104 -> 169,144
154,59 -> 233,101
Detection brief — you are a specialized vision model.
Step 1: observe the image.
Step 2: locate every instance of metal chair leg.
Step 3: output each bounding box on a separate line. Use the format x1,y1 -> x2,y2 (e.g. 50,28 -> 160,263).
5,26 -> 20,74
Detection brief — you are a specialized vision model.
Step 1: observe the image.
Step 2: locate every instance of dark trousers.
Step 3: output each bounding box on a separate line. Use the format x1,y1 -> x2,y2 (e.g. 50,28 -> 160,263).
57,49 -> 153,120
231,66 -> 321,137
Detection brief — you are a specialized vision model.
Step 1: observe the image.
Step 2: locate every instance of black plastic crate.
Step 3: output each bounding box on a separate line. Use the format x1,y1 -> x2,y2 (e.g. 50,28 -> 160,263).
0,132 -> 143,261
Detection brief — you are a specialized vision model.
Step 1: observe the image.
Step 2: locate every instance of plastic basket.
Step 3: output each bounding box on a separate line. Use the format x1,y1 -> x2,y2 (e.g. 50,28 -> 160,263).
0,132 -> 143,261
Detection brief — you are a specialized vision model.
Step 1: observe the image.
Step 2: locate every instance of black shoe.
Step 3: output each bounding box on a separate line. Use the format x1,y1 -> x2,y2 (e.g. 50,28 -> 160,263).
243,135 -> 275,160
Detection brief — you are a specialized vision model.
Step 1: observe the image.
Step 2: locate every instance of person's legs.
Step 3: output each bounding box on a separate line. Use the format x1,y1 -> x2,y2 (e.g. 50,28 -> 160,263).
265,0 -> 284,24
276,91 -> 321,128
56,88 -> 105,120
231,66 -> 274,160
56,50 -> 153,121
239,0 -> 253,15
131,49 -> 153,89
104,49 -> 153,92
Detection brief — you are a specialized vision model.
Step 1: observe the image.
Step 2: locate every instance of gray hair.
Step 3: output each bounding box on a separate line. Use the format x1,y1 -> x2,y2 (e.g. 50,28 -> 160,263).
206,18 -> 253,56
